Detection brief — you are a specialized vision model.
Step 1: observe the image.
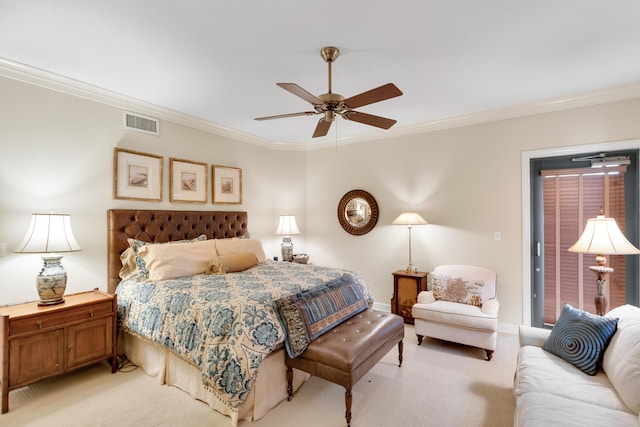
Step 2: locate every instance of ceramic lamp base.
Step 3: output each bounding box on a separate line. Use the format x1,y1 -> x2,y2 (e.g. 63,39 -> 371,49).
37,255 -> 67,306
281,237 -> 293,262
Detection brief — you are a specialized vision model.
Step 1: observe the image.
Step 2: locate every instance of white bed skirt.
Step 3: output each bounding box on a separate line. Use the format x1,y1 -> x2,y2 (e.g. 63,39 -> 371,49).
119,331 -> 310,426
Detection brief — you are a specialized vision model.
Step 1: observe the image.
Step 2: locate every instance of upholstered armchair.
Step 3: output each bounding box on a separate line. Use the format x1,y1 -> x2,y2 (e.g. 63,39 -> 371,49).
411,265 -> 499,361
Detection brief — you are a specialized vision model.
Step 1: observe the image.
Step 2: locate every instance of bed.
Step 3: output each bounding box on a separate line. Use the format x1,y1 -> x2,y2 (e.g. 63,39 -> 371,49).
106,209 -> 373,426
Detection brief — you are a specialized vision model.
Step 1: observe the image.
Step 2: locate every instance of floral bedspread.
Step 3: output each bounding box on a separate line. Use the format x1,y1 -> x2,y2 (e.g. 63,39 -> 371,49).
115,261 -> 372,411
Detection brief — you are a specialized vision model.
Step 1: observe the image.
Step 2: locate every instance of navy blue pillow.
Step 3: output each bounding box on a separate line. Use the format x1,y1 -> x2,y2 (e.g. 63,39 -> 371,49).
543,303 -> 618,375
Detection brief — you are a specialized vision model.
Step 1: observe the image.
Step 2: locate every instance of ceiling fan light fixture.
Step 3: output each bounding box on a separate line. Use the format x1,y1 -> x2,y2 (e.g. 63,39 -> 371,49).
325,110 -> 336,122
254,46 -> 402,138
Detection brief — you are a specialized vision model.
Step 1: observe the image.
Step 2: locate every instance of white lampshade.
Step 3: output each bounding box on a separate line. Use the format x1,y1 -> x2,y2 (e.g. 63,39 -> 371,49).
392,212 -> 428,226
568,215 -> 640,255
275,215 -> 301,236
15,213 -> 82,254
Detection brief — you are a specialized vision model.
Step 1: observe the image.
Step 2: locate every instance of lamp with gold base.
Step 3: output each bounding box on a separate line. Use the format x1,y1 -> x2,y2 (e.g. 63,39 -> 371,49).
392,212 -> 428,272
568,213 -> 640,315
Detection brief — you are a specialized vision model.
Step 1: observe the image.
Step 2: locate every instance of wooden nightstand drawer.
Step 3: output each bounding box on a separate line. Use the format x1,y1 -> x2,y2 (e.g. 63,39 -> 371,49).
9,301 -> 114,336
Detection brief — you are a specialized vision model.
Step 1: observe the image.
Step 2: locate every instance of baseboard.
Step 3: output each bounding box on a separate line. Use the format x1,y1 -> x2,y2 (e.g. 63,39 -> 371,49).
372,301 -> 391,312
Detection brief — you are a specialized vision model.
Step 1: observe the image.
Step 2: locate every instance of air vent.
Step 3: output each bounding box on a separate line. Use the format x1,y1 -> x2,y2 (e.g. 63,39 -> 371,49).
123,111 -> 159,135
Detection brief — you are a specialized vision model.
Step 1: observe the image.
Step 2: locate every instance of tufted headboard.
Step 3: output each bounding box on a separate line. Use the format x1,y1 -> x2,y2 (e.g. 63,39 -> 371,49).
106,209 -> 248,293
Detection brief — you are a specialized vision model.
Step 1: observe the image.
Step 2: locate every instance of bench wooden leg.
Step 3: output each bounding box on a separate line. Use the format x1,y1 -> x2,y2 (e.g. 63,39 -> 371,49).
416,334 -> 423,345
286,366 -> 293,401
485,349 -> 494,361
345,388 -> 352,427
398,340 -> 404,367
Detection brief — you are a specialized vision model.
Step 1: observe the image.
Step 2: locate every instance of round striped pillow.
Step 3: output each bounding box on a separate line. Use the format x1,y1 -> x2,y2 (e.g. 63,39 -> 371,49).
542,303 -> 618,375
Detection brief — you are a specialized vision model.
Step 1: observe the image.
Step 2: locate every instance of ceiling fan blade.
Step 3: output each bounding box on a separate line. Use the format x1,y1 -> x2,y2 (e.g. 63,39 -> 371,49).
277,83 -> 324,105
254,111 -> 316,121
344,111 -> 397,129
312,118 -> 332,138
342,83 -> 403,109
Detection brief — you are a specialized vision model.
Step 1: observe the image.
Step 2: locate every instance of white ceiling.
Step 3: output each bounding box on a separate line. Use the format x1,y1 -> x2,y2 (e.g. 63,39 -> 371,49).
2,1 -> 640,147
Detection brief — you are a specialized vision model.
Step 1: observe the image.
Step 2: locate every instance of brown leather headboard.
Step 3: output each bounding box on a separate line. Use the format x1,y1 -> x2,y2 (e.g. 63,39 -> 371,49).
107,209 -> 248,293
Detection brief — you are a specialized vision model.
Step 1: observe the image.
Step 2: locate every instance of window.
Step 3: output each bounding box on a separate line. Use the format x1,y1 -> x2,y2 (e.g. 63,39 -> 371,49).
542,167 -> 627,323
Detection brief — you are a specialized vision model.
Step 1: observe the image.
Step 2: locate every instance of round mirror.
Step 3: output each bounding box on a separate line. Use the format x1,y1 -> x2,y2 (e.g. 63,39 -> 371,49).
337,190 -> 379,235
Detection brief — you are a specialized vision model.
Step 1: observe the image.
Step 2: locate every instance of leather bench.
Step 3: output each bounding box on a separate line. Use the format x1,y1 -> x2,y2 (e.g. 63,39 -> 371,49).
285,309 -> 405,427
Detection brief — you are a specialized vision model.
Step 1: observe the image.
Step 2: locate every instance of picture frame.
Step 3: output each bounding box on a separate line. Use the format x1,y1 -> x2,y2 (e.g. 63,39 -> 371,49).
170,158 -> 208,203
113,148 -> 163,201
212,165 -> 242,204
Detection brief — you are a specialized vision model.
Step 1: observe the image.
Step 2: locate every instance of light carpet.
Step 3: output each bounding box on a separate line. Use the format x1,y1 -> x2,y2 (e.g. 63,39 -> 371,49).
2,325 -> 518,427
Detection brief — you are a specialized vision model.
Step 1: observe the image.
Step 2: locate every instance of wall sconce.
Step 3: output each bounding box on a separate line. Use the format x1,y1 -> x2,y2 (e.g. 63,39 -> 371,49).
14,213 -> 82,305
275,215 -> 300,262
392,212 -> 428,272
568,213 -> 640,315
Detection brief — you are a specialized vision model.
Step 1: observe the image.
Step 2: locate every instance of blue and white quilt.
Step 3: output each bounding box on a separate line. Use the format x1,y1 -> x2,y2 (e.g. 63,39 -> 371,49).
115,261 -> 372,410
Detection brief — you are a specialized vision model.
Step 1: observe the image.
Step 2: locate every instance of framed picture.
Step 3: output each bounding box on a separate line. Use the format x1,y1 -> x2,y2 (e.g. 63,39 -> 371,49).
212,165 -> 242,204
113,148 -> 163,201
170,158 -> 208,203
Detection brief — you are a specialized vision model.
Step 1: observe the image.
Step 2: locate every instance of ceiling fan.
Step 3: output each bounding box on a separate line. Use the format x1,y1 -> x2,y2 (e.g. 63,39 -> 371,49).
255,47 -> 403,138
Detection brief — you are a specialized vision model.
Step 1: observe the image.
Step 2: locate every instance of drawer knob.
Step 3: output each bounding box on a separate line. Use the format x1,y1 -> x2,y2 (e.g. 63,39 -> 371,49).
37,320 -> 42,329
89,310 -> 94,317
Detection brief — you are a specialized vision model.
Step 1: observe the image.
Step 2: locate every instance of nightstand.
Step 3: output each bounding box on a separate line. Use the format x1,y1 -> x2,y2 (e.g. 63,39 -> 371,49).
0,289 -> 117,413
391,270 -> 428,323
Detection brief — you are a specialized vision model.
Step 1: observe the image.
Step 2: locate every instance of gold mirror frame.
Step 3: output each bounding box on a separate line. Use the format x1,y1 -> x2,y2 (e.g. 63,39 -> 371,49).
337,189 -> 379,235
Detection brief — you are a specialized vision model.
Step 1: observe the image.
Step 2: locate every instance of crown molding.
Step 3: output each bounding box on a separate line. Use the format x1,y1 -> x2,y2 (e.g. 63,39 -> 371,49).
2,57 -> 640,152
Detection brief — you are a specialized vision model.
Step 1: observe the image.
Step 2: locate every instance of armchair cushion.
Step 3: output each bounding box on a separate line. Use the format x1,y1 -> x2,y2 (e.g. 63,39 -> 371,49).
412,300 -> 498,331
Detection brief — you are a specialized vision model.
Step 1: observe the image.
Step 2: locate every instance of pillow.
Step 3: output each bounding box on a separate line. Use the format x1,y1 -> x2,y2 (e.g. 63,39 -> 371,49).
602,304 -> 640,413
138,238 -> 217,281
274,274 -> 368,358
215,238 -> 267,263
431,274 -> 485,307
206,252 -> 258,274
126,235 -> 207,279
119,247 -> 138,280
543,303 -> 618,376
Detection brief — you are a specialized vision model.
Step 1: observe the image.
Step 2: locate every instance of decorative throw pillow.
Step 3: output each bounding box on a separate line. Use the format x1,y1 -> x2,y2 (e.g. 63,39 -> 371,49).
543,303 -> 618,376
206,252 -> 258,274
431,274 -> 485,307
139,238 -> 217,281
215,238 -> 267,263
119,247 -> 138,280
274,274 -> 368,358
127,234 -> 208,279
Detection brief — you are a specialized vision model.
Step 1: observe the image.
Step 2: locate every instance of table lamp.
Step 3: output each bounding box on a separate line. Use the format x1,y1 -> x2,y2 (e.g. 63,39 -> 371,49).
568,213 -> 640,315
14,213 -> 82,305
392,212 -> 428,272
275,215 -> 300,262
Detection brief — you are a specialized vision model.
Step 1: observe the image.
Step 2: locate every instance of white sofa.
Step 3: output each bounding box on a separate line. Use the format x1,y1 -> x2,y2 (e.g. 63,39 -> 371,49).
412,265 -> 499,360
513,304 -> 640,427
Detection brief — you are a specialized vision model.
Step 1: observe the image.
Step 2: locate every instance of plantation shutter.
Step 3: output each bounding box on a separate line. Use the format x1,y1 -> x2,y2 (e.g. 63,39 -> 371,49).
542,166 -> 627,323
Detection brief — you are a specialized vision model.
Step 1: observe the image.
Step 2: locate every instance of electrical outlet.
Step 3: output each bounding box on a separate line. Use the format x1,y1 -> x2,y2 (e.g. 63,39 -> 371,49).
494,232 -> 501,241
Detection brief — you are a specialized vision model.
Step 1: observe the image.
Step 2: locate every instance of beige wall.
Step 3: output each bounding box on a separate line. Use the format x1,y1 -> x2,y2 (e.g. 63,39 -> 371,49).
0,76 -> 306,305
305,99 -> 640,326
2,74 -> 640,327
